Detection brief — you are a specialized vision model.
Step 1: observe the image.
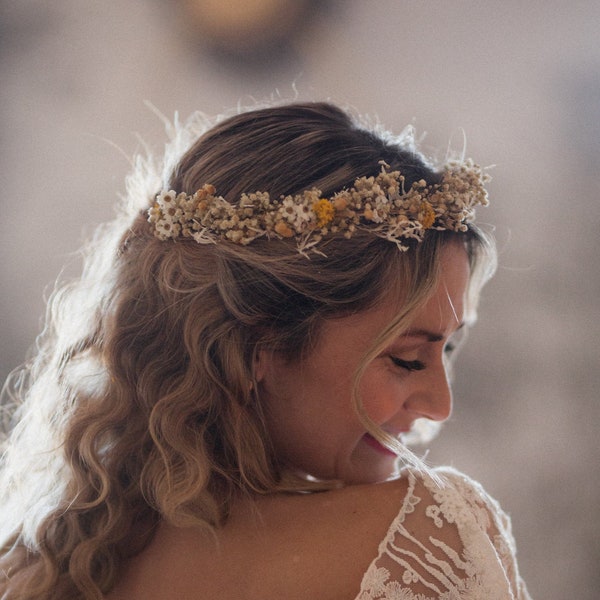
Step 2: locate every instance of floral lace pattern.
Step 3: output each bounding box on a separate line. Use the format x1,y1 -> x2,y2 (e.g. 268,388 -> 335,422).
356,468 -> 531,600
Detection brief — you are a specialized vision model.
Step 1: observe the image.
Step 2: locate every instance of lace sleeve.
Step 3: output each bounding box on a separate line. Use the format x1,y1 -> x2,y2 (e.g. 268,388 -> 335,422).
357,468 -> 531,600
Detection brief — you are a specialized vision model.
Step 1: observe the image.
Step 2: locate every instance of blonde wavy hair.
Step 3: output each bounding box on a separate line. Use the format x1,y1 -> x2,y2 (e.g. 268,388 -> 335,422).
0,102 -> 496,599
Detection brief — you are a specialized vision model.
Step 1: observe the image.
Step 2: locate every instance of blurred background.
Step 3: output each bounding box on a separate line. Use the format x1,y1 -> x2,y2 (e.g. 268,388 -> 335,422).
1,1 -> 599,598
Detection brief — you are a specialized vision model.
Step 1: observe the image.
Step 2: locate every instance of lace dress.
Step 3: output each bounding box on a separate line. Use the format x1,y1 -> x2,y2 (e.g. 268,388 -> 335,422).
356,468 -> 531,600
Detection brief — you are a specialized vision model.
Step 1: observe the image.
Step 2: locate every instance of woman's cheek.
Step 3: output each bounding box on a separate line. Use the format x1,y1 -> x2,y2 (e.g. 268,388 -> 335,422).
360,370 -> 406,422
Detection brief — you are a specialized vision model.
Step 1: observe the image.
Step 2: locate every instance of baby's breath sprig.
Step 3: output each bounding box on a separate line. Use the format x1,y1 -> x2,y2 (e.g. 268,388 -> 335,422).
147,160 -> 489,254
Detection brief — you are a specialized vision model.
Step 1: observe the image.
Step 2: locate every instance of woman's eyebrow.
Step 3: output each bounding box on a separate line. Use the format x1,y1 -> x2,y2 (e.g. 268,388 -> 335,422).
403,322 -> 466,343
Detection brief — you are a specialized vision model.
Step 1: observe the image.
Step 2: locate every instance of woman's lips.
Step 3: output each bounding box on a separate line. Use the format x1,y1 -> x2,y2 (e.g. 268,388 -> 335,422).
362,433 -> 399,457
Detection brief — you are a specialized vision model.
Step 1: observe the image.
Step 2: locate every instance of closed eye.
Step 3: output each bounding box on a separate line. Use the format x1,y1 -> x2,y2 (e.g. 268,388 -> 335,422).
390,356 -> 426,372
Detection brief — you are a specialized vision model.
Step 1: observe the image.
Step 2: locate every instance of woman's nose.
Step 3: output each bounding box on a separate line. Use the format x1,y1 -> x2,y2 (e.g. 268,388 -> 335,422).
405,364 -> 453,422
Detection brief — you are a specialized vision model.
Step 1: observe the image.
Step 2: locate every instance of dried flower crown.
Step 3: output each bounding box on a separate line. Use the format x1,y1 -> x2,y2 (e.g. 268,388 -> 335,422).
148,160 -> 489,254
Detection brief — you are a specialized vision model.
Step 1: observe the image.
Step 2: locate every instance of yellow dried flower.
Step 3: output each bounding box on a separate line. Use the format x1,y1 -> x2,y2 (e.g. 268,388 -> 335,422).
419,201 -> 436,229
312,198 -> 335,228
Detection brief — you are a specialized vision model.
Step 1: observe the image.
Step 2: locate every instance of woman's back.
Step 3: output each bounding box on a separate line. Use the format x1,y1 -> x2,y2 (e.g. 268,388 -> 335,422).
107,470 -> 528,600
108,478 -> 405,600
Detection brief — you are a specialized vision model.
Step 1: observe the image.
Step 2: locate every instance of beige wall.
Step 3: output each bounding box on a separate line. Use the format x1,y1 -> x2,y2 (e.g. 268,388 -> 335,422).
2,1 -> 599,597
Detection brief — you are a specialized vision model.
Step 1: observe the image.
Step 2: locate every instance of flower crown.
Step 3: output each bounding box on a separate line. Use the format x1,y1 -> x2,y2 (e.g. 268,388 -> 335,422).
148,160 -> 489,254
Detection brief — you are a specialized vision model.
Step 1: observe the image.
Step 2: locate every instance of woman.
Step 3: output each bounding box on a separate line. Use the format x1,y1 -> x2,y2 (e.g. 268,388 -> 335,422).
0,102 -> 530,599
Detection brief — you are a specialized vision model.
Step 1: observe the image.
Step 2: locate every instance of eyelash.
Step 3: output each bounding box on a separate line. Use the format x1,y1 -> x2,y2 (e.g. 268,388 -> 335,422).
390,344 -> 457,372
390,356 -> 426,372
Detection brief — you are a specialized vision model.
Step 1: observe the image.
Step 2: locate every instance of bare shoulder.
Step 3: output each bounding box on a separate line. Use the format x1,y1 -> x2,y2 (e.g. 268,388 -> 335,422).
107,476 -> 417,600
293,473 -> 413,525
270,475 -> 414,553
